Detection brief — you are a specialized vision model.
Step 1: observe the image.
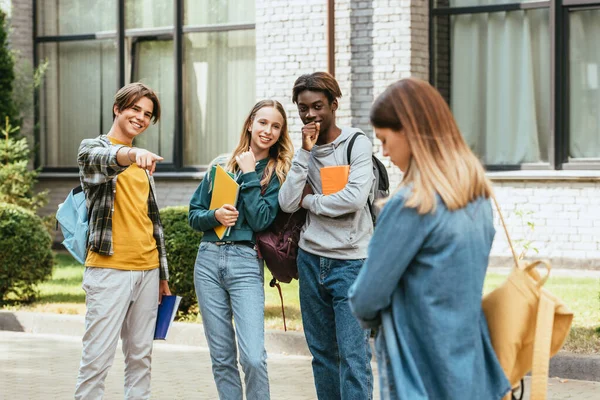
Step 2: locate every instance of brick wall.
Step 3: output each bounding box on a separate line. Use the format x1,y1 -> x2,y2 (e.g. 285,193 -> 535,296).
5,0 -> 34,141
431,0 -> 450,103
410,0 -> 429,81
255,0 -> 327,150
256,0 -> 425,188
490,180 -> 600,268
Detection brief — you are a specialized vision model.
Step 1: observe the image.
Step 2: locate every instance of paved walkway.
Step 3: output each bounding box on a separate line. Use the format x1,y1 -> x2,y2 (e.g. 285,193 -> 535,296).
1,331 -> 599,399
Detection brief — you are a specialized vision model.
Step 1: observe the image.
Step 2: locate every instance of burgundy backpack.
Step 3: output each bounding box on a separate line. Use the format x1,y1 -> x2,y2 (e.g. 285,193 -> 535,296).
255,207 -> 306,283
254,164 -> 307,330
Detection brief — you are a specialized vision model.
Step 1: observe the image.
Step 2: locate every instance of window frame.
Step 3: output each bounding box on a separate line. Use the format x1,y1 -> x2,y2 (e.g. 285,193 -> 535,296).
429,0 -> 600,171
33,0 -> 256,174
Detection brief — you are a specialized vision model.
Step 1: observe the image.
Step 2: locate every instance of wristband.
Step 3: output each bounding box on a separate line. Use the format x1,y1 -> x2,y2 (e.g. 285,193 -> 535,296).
127,147 -> 136,163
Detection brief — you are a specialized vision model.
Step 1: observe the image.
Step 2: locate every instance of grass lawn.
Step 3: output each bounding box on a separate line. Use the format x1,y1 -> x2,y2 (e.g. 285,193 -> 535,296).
7,252 -> 600,353
14,252 -> 302,330
484,272 -> 600,354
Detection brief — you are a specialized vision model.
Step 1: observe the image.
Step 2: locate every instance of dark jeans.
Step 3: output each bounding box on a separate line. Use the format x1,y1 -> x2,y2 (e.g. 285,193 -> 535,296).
297,248 -> 373,400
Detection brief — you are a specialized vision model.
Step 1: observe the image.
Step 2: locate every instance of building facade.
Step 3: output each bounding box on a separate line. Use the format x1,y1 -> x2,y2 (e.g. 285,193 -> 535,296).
2,0 -> 599,268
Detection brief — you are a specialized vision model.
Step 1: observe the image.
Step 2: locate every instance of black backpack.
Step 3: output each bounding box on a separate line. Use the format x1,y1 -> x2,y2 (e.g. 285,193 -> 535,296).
347,131 -> 390,225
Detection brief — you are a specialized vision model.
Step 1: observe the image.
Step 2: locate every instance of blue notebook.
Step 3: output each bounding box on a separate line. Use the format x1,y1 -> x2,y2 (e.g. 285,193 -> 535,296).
154,295 -> 182,340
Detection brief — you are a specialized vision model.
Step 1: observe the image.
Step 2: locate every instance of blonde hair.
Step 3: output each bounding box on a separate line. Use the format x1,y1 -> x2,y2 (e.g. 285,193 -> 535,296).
370,78 -> 492,214
226,100 -> 293,187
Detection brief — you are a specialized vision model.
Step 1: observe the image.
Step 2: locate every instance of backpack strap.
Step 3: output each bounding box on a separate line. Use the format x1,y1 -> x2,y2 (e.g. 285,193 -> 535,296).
346,131 -> 364,165
269,278 -> 287,331
530,294 -> 554,400
346,131 -> 375,224
75,184 -> 93,225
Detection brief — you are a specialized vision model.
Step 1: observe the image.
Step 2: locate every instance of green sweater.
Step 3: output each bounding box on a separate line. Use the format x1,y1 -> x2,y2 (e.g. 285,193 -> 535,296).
188,157 -> 281,243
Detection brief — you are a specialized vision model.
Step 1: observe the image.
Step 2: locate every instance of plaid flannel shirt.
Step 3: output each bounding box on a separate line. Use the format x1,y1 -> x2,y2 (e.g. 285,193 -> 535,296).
77,135 -> 169,280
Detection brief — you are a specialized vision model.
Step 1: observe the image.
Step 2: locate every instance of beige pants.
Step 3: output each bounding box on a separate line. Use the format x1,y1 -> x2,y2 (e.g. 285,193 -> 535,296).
74,267 -> 159,400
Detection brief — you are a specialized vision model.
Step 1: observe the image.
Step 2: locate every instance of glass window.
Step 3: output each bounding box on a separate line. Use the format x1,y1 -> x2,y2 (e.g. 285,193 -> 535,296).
435,9 -> 550,165
184,0 -> 255,26
183,30 -> 256,166
125,0 -> 173,29
39,41 -> 117,167
129,40 -> 175,163
37,0 -> 116,36
35,1 -> 257,171
435,0 -> 542,7
569,9 -> 600,159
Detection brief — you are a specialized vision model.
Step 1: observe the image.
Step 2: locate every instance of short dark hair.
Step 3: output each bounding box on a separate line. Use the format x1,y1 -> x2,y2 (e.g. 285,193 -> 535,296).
292,72 -> 342,105
112,82 -> 161,124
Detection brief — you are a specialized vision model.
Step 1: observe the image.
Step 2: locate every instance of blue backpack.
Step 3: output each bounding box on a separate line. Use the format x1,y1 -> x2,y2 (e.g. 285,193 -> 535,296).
56,185 -> 88,264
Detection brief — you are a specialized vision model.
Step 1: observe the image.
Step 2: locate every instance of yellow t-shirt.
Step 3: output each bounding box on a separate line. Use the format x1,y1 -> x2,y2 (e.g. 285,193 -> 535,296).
85,138 -> 159,271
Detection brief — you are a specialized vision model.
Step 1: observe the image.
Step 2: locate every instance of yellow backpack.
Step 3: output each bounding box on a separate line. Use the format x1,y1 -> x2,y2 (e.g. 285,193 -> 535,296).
482,195 -> 574,400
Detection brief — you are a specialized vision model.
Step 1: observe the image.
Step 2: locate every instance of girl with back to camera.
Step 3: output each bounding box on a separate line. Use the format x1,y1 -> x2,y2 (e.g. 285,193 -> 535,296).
349,78 -> 510,399
188,100 -> 293,400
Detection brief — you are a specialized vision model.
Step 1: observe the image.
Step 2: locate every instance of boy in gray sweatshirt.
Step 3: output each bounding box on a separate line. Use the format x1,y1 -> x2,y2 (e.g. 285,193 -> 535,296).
278,72 -> 374,399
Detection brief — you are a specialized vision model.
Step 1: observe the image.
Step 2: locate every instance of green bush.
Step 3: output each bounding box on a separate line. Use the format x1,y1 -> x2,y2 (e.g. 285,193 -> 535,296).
160,206 -> 203,315
0,202 -> 53,304
0,120 -> 47,211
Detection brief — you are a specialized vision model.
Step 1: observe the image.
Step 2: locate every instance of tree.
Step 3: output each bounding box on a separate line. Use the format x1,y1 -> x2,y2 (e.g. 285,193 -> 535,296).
0,117 -> 47,211
0,9 -> 18,126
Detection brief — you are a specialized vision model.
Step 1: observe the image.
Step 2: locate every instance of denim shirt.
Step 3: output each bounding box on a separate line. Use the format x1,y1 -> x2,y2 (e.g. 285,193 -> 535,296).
349,187 -> 510,400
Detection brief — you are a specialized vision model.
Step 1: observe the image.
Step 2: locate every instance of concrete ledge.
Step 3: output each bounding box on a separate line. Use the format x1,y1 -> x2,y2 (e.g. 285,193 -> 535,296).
0,310 -> 310,357
487,170 -> 600,181
489,255 -> 600,271
550,352 -> 600,382
2,311 -> 599,381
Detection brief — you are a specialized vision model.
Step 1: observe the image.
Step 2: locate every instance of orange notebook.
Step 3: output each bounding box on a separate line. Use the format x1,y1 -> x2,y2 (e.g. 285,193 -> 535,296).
209,164 -> 240,239
320,165 -> 350,195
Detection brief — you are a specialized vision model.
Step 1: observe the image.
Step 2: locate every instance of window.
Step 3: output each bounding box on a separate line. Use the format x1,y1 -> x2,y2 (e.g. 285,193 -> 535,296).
182,0 -> 256,167
431,0 -> 600,170
37,0 -> 116,36
35,0 -> 256,171
38,40 -> 117,168
569,8 -> 600,160
130,39 -> 175,164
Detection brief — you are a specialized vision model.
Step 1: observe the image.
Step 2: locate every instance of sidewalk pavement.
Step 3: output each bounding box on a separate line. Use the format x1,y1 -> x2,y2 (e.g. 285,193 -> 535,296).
0,331 -> 320,400
2,310 -> 600,382
2,331 -> 600,400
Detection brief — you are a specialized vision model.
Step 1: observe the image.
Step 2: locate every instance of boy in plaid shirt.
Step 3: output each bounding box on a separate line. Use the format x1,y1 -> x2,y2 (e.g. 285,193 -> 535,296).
75,83 -> 170,400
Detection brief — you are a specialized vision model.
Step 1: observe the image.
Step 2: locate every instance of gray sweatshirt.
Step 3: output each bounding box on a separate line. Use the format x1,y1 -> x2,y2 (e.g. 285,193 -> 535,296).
278,126 -> 375,259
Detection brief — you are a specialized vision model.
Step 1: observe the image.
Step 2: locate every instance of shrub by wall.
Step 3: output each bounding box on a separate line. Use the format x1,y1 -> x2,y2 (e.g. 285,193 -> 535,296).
0,124 -> 48,211
160,206 -> 203,315
0,202 -> 53,303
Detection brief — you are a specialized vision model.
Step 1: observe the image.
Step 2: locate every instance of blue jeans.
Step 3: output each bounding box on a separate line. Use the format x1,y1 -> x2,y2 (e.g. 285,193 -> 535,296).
194,242 -> 269,400
297,248 -> 373,400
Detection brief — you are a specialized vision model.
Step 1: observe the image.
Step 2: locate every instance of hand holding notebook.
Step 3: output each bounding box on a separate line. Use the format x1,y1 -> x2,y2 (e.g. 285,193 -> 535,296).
209,164 -> 240,239
154,295 -> 182,340
320,165 -> 350,195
